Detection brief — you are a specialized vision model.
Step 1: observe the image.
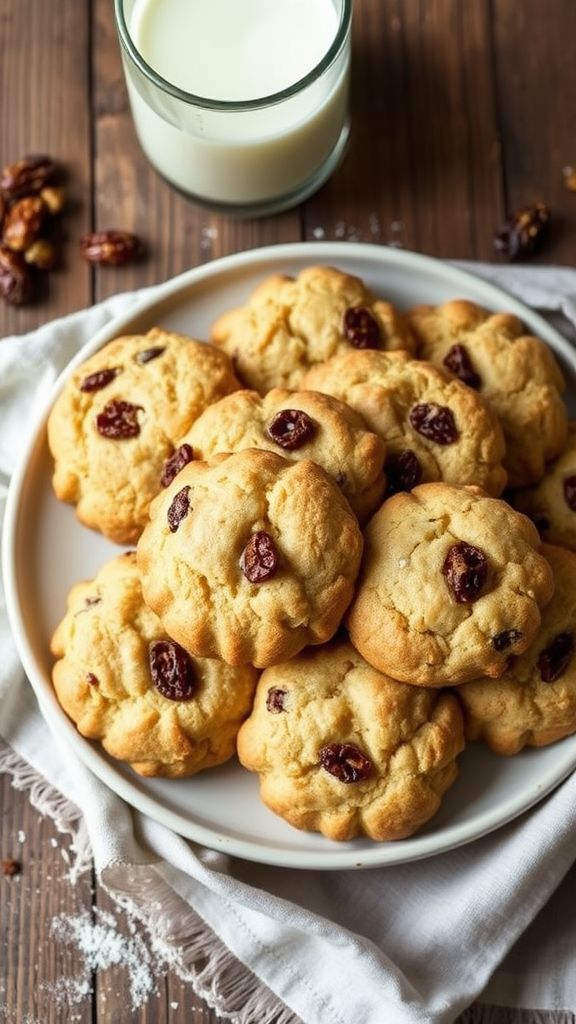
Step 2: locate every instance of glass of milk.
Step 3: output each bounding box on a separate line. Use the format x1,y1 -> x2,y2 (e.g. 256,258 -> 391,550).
114,0 -> 352,215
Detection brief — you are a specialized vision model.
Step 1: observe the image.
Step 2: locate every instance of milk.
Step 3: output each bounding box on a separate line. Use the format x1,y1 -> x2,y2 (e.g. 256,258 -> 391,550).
120,0 -> 351,210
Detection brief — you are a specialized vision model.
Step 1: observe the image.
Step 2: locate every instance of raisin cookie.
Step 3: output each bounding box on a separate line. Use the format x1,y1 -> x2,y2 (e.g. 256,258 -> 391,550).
347,483 -> 554,686
407,300 -> 567,487
50,553 -> 258,777
302,349 -> 507,497
137,449 -> 364,668
47,328 -> 240,545
512,423 -> 576,551
211,264 -> 414,393
178,387 -> 386,522
237,641 -> 464,842
458,545 -> 576,754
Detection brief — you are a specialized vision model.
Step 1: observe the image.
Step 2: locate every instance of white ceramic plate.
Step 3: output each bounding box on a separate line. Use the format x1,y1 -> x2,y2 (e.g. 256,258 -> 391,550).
4,241 -> 576,870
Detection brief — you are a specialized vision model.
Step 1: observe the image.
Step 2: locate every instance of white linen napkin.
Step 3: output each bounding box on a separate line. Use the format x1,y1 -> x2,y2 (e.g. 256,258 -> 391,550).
2,261 -> 576,1024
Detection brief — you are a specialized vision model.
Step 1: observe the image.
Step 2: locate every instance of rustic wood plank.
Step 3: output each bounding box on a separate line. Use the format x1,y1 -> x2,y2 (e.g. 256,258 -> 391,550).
0,0 -> 92,336
304,0 -> 505,261
492,0 -> 576,265
0,776 -> 93,1024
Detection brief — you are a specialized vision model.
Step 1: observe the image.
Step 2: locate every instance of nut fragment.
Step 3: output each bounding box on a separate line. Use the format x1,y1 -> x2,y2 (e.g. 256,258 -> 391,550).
1,858 -> 21,877
80,230 -> 143,266
563,166 -> 576,192
24,238 -> 57,271
0,154 -> 58,199
3,196 -> 46,252
493,202 -> 550,261
40,185 -> 66,214
0,245 -> 32,305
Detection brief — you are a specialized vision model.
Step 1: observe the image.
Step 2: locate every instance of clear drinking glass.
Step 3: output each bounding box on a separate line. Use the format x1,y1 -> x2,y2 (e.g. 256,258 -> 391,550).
114,0 -> 352,216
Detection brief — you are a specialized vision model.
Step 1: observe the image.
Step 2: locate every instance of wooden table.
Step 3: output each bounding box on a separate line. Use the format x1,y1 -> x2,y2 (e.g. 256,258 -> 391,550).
1,1 -> 575,1021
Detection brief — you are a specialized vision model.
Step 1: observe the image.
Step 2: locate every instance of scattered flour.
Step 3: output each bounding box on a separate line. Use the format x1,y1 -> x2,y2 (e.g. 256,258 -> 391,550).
43,906 -> 162,1011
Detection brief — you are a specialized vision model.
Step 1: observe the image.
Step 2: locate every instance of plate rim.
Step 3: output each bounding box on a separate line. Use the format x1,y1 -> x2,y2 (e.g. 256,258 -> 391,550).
4,239 -> 576,870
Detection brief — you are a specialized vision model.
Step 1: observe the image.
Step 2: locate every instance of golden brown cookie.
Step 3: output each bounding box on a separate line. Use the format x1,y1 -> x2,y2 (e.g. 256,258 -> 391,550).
47,328 -> 240,545
458,545 -> 576,754
137,449 -> 364,668
237,641 -> 464,841
178,387 -> 386,522
407,299 -> 567,487
346,483 -> 555,686
50,553 -> 258,778
512,423 -> 576,551
211,264 -> 414,393
302,349 -> 507,497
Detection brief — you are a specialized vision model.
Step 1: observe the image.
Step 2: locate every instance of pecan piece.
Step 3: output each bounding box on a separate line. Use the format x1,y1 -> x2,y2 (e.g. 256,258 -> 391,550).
3,196 -> 46,253
0,245 -> 32,305
493,202 -> 550,261
80,230 -> 143,266
0,154 -> 59,199
24,238 -> 57,270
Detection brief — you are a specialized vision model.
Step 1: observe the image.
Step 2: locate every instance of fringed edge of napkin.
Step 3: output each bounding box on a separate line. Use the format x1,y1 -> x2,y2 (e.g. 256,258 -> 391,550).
100,860 -> 302,1024
0,739 -> 92,882
459,1009 -> 575,1024
0,740 -> 300,1024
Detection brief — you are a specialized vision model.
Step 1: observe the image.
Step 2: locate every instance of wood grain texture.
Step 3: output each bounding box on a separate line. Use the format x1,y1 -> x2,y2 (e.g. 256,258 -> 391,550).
0,0 -> 92,335
492,0 -> 576,263
1,0 -> 576,1021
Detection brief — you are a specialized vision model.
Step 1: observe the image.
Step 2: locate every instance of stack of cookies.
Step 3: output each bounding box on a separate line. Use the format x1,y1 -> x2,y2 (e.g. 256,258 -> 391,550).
47,264 -> 576,844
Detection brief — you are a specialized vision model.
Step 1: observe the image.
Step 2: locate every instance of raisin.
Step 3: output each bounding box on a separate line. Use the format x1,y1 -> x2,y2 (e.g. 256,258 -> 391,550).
494,202 -> 550,261
385,449 -> 422,496
149,640 -> 196,701
443,344 -> 481,389
161,444 -> 194,487
86,672 -> 99,686
240,531 -> 279,583
538,632 -> 574,683
563,476 -> 576,512
167,485 -> 191,533
319,743 -> 372,784
79,367 -> 120,393
409,403 -> 458,445
96,399 -> 142,439
343,306 -> 381,349
266,687 -> 288,713
135,346 -> 165,364
266,409 -> 315,450
442,542 -> 488,604
492,629 -> 523,652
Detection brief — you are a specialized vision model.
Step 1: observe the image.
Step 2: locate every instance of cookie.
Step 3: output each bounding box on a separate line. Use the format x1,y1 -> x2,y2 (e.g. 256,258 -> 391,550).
302,349 -> 507,497
50,553 -> 258,778
346,483 -> 555,686
407,300 -> 567,487
47,328 -> 240,545
178,387 -> 386,522
458,545 -> 576,754
512,423 -> 576,551
211,264 -> 414,393
137,449 -> 364,668
237,641 -> 464,842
